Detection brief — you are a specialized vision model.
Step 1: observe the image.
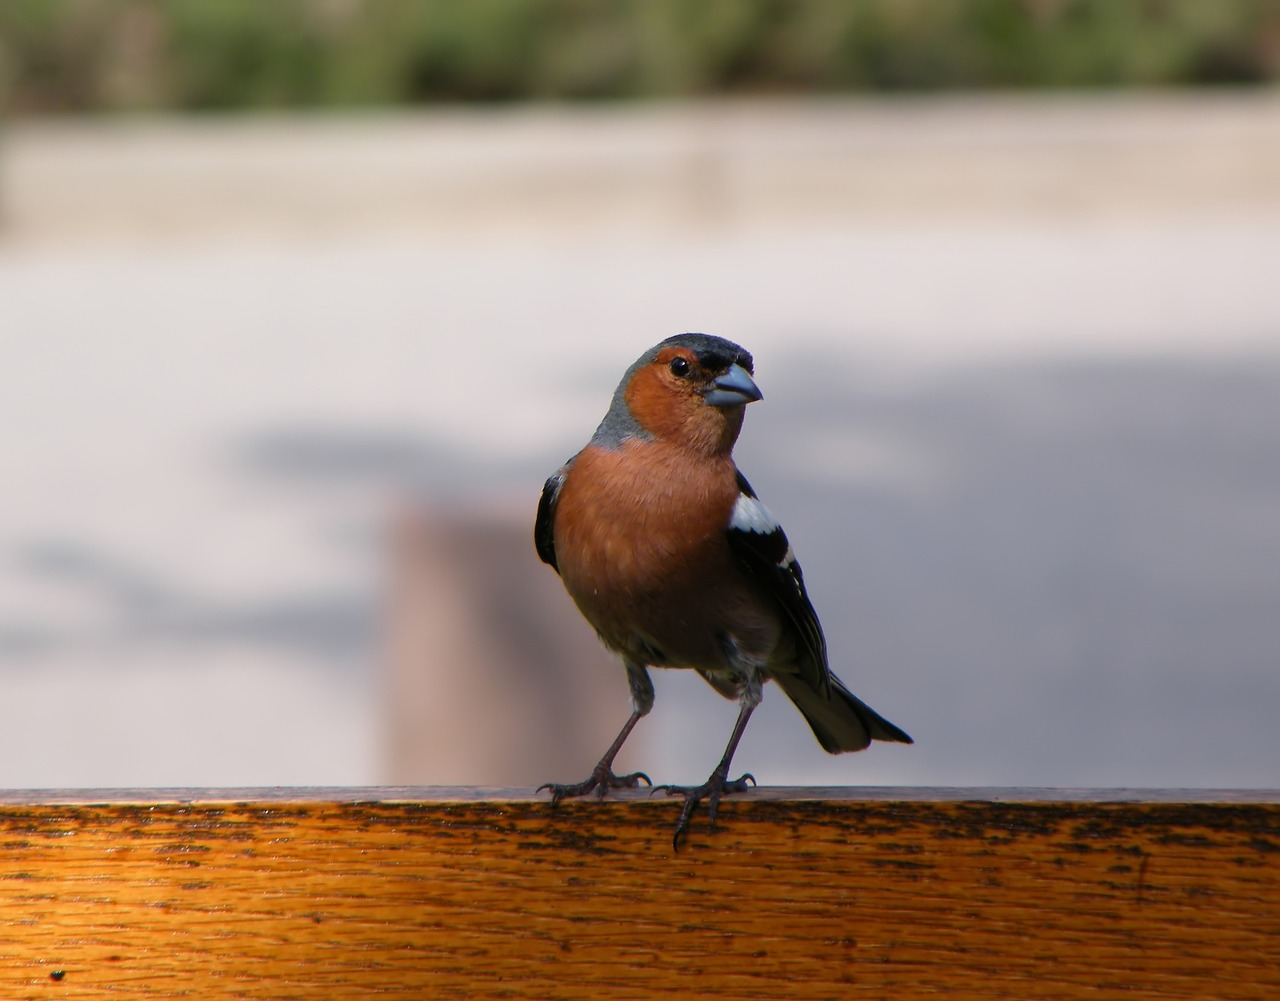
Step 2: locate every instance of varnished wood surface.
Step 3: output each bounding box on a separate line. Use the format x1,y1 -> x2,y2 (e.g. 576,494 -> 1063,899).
0,789 -> 1276,999
1,785 -> 1276,804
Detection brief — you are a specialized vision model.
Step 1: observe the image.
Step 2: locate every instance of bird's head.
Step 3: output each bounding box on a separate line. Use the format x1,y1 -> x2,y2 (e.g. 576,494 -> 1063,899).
596,333 -> 762,456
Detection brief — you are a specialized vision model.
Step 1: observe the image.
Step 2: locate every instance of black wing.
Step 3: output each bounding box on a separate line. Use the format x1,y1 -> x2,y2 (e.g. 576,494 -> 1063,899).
534,464 -> 570,572
725,470 -> 832,699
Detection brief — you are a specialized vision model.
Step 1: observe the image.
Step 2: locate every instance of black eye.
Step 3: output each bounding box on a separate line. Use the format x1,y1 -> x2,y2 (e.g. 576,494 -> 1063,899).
669,357 -> 691,377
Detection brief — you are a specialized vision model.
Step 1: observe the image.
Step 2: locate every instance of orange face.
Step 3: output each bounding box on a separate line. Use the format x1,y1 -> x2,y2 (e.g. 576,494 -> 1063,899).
623,346 -> 748,456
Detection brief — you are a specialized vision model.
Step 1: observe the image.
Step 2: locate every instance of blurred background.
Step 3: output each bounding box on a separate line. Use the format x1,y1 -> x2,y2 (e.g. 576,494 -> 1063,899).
1,0 -> 1278,791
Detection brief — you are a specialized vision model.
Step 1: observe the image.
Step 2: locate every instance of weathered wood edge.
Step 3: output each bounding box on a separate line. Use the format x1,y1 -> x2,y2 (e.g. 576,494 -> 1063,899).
0,785 -> 1274,805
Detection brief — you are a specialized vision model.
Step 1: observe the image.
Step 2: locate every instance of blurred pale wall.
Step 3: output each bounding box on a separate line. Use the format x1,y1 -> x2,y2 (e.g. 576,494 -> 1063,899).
1,95 -> 1279,789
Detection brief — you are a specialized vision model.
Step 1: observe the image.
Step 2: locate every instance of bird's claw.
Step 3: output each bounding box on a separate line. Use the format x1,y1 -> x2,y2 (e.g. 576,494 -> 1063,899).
654,772 -> 756,851
538,767 -> 651,808
606,770 -> 652,794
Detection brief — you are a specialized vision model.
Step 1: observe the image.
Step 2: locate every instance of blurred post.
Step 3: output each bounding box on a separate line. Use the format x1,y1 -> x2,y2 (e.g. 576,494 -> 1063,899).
383,503 -> 642,786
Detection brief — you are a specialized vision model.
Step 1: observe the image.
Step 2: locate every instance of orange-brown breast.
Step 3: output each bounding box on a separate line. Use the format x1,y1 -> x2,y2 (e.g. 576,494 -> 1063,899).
553,440 -> 782,671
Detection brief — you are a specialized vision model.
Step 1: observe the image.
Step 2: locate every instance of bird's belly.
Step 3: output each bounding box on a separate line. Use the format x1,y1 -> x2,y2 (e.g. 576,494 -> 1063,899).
555,490 -> 780,670
565,562 -> 759,670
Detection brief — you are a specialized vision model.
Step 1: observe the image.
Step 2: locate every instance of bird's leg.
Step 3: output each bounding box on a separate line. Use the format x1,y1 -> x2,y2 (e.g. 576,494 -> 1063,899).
656,676 -> 761,851
537,709 -> 651,806
538,659 -> 654,808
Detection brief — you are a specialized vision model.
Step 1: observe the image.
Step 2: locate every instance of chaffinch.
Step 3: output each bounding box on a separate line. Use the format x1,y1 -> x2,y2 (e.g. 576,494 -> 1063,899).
535,333 -> 911,848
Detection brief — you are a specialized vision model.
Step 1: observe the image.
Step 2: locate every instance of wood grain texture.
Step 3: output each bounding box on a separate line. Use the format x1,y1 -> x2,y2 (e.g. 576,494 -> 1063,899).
0,790 -> 1276,999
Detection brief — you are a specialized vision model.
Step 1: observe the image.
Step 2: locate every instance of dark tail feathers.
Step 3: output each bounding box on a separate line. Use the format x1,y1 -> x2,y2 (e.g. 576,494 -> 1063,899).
772,673 -> 913,754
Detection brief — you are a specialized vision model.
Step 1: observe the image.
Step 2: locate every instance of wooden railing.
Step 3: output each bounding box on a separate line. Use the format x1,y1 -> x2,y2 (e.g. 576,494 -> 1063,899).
1,787 -> 1275,998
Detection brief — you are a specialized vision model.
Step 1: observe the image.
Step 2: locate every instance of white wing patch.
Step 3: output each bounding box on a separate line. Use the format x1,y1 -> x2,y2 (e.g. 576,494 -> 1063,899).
730,493 -> 781,535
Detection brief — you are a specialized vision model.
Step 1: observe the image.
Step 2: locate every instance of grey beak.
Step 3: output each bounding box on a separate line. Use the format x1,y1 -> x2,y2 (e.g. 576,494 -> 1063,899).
704,363 -> 763,407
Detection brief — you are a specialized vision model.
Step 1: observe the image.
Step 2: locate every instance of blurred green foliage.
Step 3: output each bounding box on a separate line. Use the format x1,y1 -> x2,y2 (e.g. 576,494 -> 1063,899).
1,0 -> 1278,113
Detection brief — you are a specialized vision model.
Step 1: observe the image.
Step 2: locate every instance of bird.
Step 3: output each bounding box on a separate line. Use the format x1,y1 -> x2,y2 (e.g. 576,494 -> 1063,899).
534,333 -> 911,849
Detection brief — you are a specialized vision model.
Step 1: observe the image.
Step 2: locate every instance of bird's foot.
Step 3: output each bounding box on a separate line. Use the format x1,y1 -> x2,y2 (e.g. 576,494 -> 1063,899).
537,764 -> 651,808
654,771 -> 756,850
